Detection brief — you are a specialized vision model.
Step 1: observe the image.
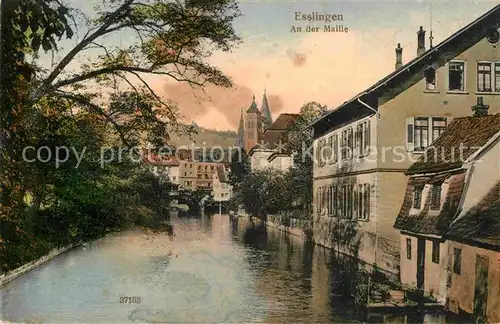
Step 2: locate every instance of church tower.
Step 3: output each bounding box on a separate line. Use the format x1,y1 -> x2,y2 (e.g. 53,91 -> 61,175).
236,108 -> 245,149
244,95 -> 262,153
260,89 -> 273,132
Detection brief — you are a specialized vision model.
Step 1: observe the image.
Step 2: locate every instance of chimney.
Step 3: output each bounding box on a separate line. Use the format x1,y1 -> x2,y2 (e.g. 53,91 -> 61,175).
417,26 -> 426,57
395,43 -> 403,70
472,97 -> 489,117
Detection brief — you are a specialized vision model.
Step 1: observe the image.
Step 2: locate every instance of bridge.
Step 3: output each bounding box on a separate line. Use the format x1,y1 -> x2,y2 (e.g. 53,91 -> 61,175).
168,188 -> 211,213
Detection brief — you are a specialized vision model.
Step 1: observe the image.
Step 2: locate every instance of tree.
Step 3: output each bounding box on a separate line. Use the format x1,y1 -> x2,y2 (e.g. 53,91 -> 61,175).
228,149 -> 250,190
0,0 -> 242,271
284,102 -> 327,216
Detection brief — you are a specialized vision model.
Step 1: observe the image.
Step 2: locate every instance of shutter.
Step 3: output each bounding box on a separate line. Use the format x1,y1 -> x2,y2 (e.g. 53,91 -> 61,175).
366,121 -> 371,154
406,117 -> 415,152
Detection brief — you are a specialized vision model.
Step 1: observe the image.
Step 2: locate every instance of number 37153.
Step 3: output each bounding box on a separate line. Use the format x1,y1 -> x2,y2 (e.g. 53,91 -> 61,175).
119,296 -> 141,304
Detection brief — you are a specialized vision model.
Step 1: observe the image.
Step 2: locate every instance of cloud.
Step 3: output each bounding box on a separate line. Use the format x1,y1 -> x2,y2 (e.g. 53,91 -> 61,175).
161,81 -> 284,130
286,48 -> 307,67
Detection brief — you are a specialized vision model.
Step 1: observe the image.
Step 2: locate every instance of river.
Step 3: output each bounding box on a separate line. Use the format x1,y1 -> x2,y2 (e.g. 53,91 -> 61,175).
1,213 -> 458,323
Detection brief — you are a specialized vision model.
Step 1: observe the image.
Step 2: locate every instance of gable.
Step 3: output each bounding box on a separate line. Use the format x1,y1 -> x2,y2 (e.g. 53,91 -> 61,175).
311,5 -> 500,139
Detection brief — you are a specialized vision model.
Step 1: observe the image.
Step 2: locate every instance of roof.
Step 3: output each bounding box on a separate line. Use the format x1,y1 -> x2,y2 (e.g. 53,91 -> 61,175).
446,182 -> 500,248
393,171 -> 466,235
246,95 -> 260,114
144,154 -> 180,166
267,113 -> 299,131
261,91 -> 273,125
249,113 -> 299,154
308,4 -> 500,133
407,113 -> 500,175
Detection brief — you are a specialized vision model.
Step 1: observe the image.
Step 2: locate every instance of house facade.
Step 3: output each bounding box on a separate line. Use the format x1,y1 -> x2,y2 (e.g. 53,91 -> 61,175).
394,106 -> 500,301
196,162 -> 223,190
394,110 -> 500,320
249,113 -> 299,172
310,6 -> 500,276
179,160 -> 197,190
212,165 -> 233,202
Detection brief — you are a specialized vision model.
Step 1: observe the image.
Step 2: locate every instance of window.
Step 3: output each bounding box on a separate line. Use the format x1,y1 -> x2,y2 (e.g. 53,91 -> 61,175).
478,62 -> 492,92
495,63 -> 500,92
425,67 -> 437,91
432,240 -> 440,264
430,184 -> 442,210
358,184 -> 363,218
413,186 -> 423,209
326,136 -> 333,164
317,139 -> 327,166
476,62 -> 500,93
354,121 -> 370,157
341,130 -> 347,160
347,127 -> 353,159
327,186 -> 332,216
431,118 -> 447,143
487,29 -> 500,45
449,61 -> 465,91
407,117 -> 449,151
353,186 -> 358,218
453,248 -> 462,275
341,185 -> 347,218
331,134 -> 338,163
346,185 -> 352,219
406,238 -> 412,260
414,117 -> 429,151
363,121 -> 370,155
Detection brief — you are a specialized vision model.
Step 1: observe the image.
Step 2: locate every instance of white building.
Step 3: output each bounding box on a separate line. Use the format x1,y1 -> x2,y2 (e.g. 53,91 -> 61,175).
249,113 -> 299,172
212,165 -> 233,201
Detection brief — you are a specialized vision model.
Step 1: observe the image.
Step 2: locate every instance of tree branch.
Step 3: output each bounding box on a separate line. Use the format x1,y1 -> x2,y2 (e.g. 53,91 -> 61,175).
33,0 -> 135,101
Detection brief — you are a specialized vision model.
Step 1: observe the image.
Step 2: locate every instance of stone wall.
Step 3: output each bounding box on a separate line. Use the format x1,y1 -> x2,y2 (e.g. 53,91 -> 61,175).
0,244 -> 77,286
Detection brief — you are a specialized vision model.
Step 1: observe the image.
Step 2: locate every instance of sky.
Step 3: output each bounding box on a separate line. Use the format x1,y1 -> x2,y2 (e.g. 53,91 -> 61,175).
53,0 -> 499,131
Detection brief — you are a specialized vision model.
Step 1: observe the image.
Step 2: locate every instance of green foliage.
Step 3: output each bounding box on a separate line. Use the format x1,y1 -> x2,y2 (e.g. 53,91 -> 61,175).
228,149 -> 250,190
0,0 -> 240,272
234,102 -> 327,219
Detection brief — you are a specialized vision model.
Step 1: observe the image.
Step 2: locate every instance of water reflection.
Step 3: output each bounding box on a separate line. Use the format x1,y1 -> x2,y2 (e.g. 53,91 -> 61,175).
2,213 -> 457,323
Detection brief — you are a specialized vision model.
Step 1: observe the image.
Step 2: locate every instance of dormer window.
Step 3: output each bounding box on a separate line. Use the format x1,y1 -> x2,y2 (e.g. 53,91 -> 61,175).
413,186 -> 423,209
430,184 -> 442,210
425,67 -> 436,91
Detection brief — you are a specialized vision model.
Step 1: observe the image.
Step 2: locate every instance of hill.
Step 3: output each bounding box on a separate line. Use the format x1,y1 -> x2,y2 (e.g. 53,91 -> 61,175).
168,124 -> 238,148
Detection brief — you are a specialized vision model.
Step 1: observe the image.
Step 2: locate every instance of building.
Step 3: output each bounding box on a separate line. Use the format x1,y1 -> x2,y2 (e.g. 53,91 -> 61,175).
248,113 -> 299,171
196,162 -> 221,190
143,154 -> 180,184
445,182 -> 500,323
163,157 -> 180,184
309,6 -> 500,276
179,160 -> 197,190
393,104 -> 500,305
237,91 -> 273,153
212,165 -> 233,202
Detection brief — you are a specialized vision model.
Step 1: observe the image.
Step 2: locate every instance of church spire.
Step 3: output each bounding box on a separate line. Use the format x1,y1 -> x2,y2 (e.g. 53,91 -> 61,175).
260,90 -> 272,127
246,94 -> 259,114
236,108 -> 245,148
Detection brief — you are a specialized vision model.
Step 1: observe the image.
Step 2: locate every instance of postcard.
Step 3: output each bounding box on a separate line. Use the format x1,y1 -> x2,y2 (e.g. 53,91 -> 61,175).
1,0 -> 499,323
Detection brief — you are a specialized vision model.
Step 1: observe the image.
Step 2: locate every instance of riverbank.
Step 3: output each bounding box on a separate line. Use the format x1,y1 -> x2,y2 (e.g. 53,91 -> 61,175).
0,243 -> 79,286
